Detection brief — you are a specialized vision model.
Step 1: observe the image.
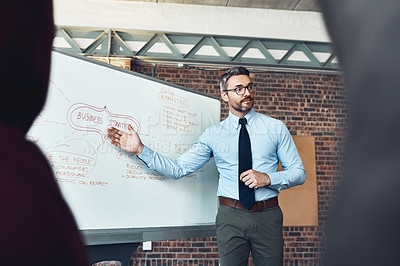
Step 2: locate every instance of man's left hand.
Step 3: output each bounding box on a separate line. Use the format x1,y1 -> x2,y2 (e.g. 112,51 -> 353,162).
240,169 -> 271,188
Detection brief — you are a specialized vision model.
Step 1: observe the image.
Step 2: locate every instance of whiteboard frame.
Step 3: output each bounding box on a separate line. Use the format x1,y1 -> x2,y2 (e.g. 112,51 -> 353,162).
82,225 -> 216,245
53,48 -> 220,101
49,49 -> 220,244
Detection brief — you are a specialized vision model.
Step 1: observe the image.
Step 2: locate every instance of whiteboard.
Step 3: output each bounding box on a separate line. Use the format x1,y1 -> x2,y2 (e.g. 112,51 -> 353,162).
27,50 -> 220,231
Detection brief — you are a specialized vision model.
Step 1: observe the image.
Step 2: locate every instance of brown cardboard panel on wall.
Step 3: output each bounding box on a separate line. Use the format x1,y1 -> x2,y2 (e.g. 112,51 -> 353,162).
279,136 -> 318,226
280,190 -> 319,226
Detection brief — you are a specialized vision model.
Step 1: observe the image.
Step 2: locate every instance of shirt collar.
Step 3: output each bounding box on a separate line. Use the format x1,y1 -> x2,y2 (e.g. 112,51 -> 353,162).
228,108 -> 256,130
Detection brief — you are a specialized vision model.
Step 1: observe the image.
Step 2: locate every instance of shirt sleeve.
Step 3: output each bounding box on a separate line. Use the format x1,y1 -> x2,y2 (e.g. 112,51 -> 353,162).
267,123 -> 306,190
138,136 -> 213,179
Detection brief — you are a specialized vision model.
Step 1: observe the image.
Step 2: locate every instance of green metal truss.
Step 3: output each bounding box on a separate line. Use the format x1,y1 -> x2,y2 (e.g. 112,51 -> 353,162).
54,26 -> 339,71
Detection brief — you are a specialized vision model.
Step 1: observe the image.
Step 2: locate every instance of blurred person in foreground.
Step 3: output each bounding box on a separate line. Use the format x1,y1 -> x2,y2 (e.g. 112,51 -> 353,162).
0,0 -> 88,265
321,0 -> 400,265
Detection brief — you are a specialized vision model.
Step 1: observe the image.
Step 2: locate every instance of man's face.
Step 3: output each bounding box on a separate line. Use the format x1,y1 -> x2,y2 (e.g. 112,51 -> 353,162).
221,74 -> 254,117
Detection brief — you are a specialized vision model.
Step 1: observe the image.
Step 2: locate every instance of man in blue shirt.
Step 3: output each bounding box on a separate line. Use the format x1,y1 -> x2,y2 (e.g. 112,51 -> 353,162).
107,67 -> 305,265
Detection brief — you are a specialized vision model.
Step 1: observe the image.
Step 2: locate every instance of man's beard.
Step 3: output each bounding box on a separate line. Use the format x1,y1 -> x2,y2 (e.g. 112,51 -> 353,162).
232,96 -> 254,113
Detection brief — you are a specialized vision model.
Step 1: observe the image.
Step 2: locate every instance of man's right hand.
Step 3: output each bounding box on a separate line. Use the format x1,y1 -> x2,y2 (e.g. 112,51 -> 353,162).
107,124 -> 144,156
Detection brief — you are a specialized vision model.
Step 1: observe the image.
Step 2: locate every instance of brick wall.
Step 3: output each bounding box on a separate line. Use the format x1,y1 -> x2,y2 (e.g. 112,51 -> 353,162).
127,62 -> 347,265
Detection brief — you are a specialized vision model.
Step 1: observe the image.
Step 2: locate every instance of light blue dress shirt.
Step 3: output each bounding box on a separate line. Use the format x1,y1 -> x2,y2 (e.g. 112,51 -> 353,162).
139,108 -> 306,201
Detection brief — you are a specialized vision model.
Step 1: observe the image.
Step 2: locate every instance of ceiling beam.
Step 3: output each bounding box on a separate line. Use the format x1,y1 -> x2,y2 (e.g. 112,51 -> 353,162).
54,26 -> 339,71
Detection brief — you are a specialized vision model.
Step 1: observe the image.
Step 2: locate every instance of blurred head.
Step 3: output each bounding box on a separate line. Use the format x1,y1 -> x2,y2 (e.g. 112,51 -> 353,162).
0,0 -> 54,133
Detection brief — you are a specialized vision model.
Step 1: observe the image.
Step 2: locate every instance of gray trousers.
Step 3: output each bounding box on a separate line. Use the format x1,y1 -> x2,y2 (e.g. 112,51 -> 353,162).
216,204 -> 284,266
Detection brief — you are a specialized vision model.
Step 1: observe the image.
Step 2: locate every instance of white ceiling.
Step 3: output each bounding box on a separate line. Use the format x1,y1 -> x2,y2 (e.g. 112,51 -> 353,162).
120,0 -> 321,12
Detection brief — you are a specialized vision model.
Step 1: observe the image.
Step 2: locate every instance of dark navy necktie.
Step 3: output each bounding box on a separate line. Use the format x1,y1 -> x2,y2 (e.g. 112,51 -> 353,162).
238,117 -> 255,210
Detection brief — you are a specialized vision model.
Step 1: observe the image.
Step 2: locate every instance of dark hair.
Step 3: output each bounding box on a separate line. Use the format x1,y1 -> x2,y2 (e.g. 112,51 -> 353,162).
219,66 -> 250,92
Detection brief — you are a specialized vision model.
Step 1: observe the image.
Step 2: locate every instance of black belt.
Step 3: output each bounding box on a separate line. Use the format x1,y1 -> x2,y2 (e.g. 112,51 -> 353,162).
219,196 -> 278,211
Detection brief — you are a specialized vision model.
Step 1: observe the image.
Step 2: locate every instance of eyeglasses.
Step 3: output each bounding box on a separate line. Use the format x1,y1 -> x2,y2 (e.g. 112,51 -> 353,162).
223,84 -> 256,95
